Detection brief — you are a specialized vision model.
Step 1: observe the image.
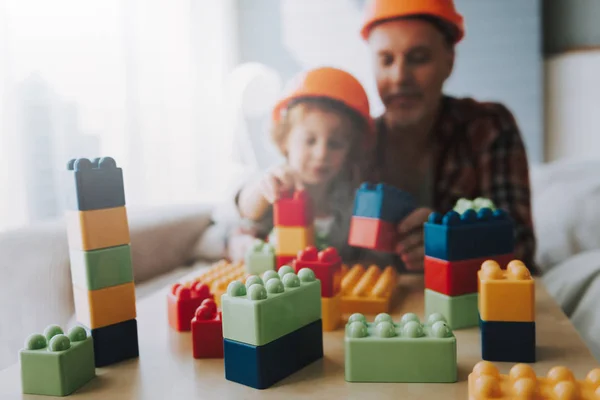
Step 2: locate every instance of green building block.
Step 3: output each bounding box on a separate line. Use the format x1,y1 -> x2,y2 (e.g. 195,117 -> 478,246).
221,266 -> 321,346
453,197 -> 496,214
70,244 -> 134,290
345,312 -> 457,383
20,325 -> 96,396
244,239 -> 275,275
425,289 -> 479,329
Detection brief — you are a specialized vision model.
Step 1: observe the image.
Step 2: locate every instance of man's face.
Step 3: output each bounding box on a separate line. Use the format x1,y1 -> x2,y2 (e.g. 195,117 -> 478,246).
368,18 -> 454,130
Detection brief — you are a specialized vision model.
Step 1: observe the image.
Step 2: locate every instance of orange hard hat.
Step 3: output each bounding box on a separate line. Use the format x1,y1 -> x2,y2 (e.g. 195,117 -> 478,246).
360,0 -> 465,43
272,67 -> 371,129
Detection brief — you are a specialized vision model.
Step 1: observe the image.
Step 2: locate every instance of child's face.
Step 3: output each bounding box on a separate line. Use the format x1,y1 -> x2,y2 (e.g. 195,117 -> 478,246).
285,108 -> 352,186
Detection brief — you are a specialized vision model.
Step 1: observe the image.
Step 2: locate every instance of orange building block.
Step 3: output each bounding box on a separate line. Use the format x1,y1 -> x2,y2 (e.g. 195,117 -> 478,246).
321,294 -> 342,331
468,360 -> 600,400
340,264 -> 399,315
73,282 -> 136,329
192,260 -> 247,307
274,225 -> 315,256
66,206 -> 130,251
478,260 -> 535,322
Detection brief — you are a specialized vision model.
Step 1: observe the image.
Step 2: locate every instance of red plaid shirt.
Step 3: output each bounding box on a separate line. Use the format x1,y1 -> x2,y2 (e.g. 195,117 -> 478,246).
370,95 -> 537,272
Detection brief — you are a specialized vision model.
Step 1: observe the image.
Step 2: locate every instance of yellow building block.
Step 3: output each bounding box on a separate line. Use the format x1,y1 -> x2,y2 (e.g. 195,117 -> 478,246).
321,294 -> 342,331
66,207 -> 130,251
73,282 -> 136,329
274,225 -> 315,256
192,260 -> 247,307
468,360 -> 600,400
340,264 -> 399,315
478,260 -> 535,322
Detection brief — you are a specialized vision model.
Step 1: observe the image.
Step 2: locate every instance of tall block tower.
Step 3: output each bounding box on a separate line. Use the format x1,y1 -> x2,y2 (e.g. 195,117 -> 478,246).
64,157 -> 139,367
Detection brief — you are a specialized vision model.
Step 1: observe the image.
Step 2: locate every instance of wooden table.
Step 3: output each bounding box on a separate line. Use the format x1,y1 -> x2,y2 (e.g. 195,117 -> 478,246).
1,274 -> 598,399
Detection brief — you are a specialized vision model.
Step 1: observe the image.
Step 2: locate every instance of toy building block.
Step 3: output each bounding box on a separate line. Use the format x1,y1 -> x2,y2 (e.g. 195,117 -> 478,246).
424,253 -> 514,296
221,268 -> 321,346
65,157 -> 125,211
73,282 -> 136,329
191,299 -> 224,359
453,197 -> 496,215
244,239 -> 275,275
69,244 -> 134,291
224,319 -> 323,389
321,294 -> 342,331
348,216 -> 397,252
478,260 -> 535,322
424,208 -> 514,261
193,260 -> 247,307
90,319 -> 139,367
345,313 -> 457,383
276,255 -> 296,269
20,325 -> 95,396
273,189 -> 314,227
340,264 -> 399,315
273,225 -> 315,256
479,318 -> 536,363
467,361 -> 600,399
293,246 -> 342,297
168,282 -> 214,332
424,289 -> 478,329
65,206 -> 131,251
352,182 -> 416,223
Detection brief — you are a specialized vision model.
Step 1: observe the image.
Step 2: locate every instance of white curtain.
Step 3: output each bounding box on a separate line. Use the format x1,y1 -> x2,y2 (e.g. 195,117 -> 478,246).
0,0 -> 238,231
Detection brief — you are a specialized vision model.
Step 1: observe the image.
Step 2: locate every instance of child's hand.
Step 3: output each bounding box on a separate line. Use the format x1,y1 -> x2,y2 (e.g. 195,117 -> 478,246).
259,165 -> 304,203
394,207 -> 433,271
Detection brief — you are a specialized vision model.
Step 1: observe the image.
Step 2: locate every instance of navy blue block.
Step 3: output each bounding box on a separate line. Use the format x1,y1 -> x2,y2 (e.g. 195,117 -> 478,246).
352,182 -> 416,223
90,319 -> 139,367
480,317 -> 535,363
424,208 -> 514,261
224,319 -> 323,389
65,157 -> 125,211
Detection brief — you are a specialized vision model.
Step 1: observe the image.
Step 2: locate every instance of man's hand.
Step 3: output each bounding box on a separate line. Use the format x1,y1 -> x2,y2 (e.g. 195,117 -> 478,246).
395,207 -> 433,271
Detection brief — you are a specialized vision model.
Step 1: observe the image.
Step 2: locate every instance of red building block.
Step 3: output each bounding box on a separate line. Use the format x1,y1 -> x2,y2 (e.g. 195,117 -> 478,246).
293,246 -> 342,298
273,190 -> 314,227
276,255 -> 296,269
191,299 -> 223,359
167,282 -> 214,332
348,216 -> 397,253
424,253 -> 515,296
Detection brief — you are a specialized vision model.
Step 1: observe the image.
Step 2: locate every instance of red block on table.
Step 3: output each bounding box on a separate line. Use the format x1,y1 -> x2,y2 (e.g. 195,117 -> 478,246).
424,253 -> 515,296
293,246 -> 342,298
191,299 -> 224,359
167,282 -> 214,332
273,190 -> 314,227
276,255 -> 296,269
348,216 -> 397,253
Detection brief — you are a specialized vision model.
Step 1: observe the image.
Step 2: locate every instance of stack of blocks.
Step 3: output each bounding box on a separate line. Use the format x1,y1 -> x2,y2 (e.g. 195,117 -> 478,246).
273,190 -> 315,268
221,267 -> 323,389
344,312 -> 457,383
478,260 -> 536,363
348,183 -> 416,253
293,246 -> 343,331
424,201 -> 515,329
65,157 -> 139,367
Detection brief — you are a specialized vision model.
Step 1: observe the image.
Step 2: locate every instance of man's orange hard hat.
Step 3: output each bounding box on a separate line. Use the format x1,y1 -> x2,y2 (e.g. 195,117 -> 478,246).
360,0 -> 465,43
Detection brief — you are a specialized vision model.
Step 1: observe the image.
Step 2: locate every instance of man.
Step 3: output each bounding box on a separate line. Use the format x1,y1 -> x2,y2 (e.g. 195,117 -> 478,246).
360,0 -> 537,272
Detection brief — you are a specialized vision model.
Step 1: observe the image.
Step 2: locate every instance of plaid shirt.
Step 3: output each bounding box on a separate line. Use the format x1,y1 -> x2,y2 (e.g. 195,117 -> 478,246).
370,95 -> 538,273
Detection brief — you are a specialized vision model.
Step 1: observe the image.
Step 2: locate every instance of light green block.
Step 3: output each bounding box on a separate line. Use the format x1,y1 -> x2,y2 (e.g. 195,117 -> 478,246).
425,289 -> 479,329
70,245 -> 133,290
344,312 -> 457,383
244,239 -> 275,275
20,325 -> 95,396
221,266 -> 321,346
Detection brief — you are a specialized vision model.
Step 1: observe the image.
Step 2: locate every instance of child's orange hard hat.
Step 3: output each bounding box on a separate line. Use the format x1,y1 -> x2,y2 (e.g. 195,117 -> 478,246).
272,67 -> 371,129
360,0 -> 465,43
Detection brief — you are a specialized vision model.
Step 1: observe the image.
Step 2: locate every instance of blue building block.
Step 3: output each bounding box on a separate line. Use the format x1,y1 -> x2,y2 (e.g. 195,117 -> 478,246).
224,319 -> 323,389
424,208 -> 514,261
352,183 -> 416,223
65,157 -> 125,211
90,319 -> 139,367
479,317 -> 535,363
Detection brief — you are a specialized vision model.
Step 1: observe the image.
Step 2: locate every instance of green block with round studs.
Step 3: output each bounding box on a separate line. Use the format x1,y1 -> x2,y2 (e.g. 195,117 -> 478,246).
221,266 -> 322,346
19,325 -> 96,396
244,239 -> 275,275
344,313 -> 457,383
